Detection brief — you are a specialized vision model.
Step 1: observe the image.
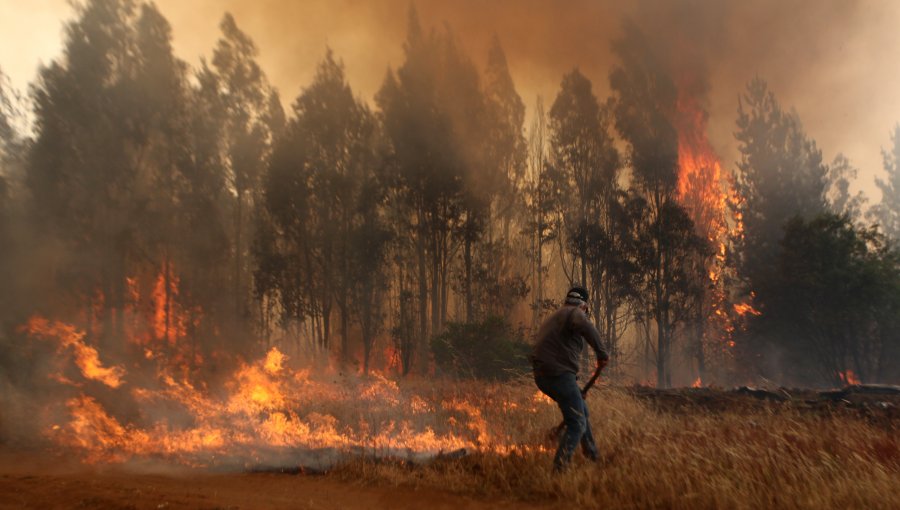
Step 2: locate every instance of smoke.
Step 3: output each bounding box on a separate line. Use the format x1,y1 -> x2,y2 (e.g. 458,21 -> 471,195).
2,1 -> 896,195
145,0 -> 897,199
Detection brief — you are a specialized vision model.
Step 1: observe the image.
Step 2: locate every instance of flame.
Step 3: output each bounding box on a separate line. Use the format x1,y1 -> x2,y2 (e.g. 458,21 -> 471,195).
24,319 -> 539,465
22,262 -> 561,466
23,316 -> 125,388
733,303 -> 761,316
674,77 -> 746,368
531,390 -> 553,405
691,376 -> 702,388
151,260 -> 195,346
263,347 -> 286,374
838,370 -> 861,385
676,98 -> 727,235
383,345 -> 402,373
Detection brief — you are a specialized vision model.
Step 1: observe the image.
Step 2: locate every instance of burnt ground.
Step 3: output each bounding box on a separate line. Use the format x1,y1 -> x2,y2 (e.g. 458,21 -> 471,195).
626,384 -> 900,422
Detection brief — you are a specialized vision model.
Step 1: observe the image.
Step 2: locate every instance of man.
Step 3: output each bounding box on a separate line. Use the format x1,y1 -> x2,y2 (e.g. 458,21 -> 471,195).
531,284 -> 609,471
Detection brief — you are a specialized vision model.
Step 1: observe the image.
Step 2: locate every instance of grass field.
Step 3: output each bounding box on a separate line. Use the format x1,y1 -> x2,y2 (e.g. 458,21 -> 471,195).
332,379 -> 900,509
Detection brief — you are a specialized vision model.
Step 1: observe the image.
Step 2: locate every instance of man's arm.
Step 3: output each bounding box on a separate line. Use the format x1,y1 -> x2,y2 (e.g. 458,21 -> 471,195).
572,309 -> 609,364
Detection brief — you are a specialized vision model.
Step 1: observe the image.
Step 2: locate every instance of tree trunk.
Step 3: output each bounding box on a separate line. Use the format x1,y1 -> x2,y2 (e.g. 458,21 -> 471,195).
234,190 -> 243,318
362,286 -> 373,374
535,231 -> 543,327
580,254 -> 587,287
656,308 -> 666,388
164,256 -> 171,344
322,297 -> 331,351
431,231 -> 441,337
464,233 -> 473,322
340,300 -> 349,364
440,260 -> 448,327
416,218 -> 428,371
643,313 -> 652,383
695,302 -> 706,382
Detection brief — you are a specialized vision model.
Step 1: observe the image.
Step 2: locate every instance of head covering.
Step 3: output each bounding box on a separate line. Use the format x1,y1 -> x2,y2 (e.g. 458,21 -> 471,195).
565,284 -> 589,305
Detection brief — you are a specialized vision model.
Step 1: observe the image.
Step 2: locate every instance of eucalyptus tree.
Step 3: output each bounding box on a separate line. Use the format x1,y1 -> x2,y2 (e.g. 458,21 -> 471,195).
610,22 -> 706,387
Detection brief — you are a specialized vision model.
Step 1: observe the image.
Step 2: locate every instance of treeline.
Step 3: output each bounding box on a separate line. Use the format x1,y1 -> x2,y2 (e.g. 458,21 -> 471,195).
0,0 -> 898,387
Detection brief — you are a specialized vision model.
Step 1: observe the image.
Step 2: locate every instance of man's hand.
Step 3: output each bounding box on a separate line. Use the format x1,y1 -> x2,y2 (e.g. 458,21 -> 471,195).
597,356 -> 609,372
581,358 -> 606,398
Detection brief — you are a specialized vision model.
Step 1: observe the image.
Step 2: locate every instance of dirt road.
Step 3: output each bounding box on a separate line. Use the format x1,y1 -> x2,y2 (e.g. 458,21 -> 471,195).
0,449 -> 550,510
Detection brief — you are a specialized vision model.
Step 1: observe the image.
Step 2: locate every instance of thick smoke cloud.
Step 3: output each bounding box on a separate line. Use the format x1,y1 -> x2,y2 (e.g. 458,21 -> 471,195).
1,0 -> 898,196
143,0 -> 900,202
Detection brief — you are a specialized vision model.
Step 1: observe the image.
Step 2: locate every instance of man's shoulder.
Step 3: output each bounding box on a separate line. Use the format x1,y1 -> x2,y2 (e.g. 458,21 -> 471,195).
541,306 -> 569,322
569,307 -> 596,330
536,306 -> 571,334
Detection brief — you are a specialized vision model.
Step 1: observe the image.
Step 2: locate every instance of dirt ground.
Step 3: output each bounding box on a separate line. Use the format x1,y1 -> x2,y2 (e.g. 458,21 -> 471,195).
0,449 -> 551,510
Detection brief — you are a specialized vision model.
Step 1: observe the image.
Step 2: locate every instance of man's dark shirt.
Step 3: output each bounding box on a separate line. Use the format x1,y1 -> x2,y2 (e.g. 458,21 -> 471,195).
531,305 -> 608,377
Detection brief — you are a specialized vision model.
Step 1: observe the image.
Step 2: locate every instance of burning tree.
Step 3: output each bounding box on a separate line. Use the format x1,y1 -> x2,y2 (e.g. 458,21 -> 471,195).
671,79 -> 742,385
610,22 -> 708,388
27,0 -> 215,352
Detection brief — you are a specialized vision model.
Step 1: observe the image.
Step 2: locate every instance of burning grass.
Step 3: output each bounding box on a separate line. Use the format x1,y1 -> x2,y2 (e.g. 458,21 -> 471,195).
7,316 -> 899,508
334,381 -> 900,509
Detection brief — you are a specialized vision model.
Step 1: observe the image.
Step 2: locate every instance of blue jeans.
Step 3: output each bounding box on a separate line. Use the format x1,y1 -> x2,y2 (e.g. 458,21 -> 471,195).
535,371 -> 598,470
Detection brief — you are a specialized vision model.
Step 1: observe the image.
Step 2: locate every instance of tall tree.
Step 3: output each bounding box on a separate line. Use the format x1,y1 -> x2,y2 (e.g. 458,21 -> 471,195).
258,50 -> 383,364
209,13 -> 281,323
732,77 -> 829,294
731,78 -> 831,379
483,35 -> 526,236
463,35 -> 528,322
548,68 -> 605,286
131,3 -> 205,357
28,0 -> 159,347
547,68 -> 629,367
377,7 -> 492,369
610,22 -> 705,387
25,0 -> 243,365
523,97 -> 558,326
760,213 -> 900,385
826,154 -> 866,223
0,67 -> 26,328
868,125 -> 900,240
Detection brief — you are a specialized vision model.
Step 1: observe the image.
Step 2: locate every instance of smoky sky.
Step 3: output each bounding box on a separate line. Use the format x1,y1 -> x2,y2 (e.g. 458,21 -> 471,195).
2,0 -> 899,201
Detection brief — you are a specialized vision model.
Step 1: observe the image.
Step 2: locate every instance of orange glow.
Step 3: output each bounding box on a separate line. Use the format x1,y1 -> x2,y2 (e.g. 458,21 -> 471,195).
13,238 -> 608,466
383,345 -> 402,373
23,316 -> 125,388
263,347 -> 286,374
838,370 -> 861,385
23,313 -> 546,465
151,260 -> 194,346
733,303 -> 761,316
691,376 -> 702,388
674,76 -> 745,365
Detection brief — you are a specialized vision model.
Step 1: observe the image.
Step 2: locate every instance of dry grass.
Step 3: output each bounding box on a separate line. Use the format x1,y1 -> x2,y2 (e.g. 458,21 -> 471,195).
334,378 -> 900,510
